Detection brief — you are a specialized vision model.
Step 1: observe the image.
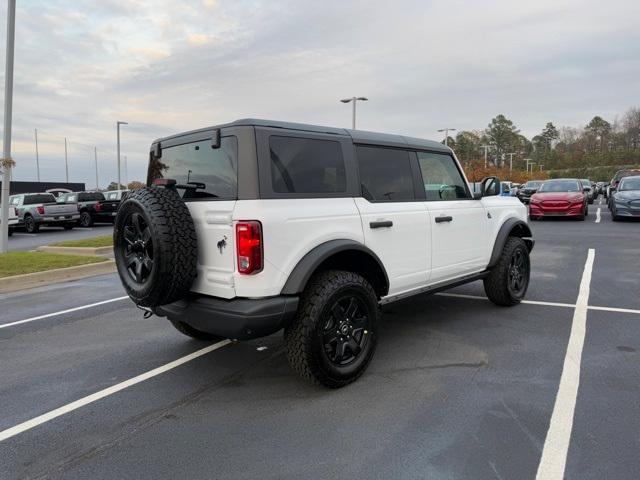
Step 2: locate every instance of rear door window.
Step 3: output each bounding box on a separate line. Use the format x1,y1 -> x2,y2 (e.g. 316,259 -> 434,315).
24,194 -> 56,205
79,193 -> 104,202
269,136 -> 346,193
417,151 -> 471,201
148,136 -> 238,200
356,146 -> 415,202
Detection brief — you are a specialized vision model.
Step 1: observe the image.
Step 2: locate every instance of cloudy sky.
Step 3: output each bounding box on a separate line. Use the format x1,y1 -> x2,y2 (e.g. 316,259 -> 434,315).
1,0 -> 639,188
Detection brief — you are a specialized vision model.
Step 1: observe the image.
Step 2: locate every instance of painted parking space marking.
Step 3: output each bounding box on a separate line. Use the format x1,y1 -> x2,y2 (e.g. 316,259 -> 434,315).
536,249 -> 595,480
0,340 -> 232,443
595,208 -> 601,223
0,296 -> 129,329
11,233 -> 36,237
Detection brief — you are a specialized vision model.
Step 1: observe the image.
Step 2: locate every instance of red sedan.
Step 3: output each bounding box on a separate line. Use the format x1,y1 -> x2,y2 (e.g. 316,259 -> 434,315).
529,179 -> 588,221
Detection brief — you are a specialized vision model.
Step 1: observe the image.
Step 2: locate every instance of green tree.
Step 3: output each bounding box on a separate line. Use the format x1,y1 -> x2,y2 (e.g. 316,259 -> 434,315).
453,130 -> 481,163
584,116 -> 611,152
485,114 -> 520,167
541,122 -> 559,150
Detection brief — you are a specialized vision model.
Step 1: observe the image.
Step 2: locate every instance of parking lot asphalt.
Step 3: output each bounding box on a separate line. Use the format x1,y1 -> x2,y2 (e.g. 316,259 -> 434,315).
0,195 -> 638,480
8,224 -> 114,251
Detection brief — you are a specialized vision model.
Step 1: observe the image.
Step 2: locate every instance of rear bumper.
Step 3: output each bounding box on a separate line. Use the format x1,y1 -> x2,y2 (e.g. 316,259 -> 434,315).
155,294 -> 299,340
39,214 -> 80,224
93,212 -> 118,222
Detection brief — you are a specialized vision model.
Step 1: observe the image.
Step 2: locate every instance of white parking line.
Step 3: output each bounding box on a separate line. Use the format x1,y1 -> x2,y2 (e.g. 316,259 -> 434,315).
0,340 -> 231,443
0,296 -> 129,329
536,248 -> 595,480
589,305 -> 640,315
595,208 -> 601,223
11,233 -> 36,237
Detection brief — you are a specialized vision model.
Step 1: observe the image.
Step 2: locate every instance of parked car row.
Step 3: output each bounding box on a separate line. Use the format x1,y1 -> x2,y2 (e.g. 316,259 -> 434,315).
5,190 -> 130,233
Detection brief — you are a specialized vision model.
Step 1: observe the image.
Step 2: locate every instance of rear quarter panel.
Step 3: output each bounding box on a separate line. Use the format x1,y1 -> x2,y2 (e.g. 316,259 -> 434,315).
232,198 -> 364,297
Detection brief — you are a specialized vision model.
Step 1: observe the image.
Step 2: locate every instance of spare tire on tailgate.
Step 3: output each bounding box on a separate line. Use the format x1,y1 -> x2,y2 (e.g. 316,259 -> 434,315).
114,187 -> 198,308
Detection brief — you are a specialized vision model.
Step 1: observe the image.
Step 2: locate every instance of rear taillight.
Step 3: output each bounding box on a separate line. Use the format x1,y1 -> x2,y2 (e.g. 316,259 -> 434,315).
94,203 -> 102,212
236,221 -> 263,275
36,206 -> 45,215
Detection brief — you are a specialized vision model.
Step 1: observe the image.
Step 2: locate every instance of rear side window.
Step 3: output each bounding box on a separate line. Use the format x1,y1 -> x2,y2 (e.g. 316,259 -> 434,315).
79,192 -> 104,202
24,194 -> 56,205
356,146 -> 415,202
269,136 -> 346,193
148,136 -> 238,200
417,151 -> 470,201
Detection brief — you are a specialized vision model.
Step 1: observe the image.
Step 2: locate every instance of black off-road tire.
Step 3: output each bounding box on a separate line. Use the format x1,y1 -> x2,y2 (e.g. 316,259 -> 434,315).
79,211 -> 94,227
483,236 -> 530,307
170,319 -> 225,342
114,187 -> 198,308
24,215 -> 39,233
284,270 -> 379,388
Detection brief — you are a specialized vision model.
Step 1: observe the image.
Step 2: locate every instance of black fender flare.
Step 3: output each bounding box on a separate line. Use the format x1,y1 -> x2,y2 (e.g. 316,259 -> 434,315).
488,218 -> 534,268
280,239 -> 389,296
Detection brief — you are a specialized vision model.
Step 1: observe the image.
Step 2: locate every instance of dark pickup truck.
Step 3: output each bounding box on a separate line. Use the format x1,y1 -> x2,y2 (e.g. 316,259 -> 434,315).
57,191 -> 120,227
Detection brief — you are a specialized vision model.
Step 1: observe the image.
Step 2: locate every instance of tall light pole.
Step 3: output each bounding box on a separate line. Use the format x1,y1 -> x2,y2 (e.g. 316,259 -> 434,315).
340,97 -> 367,130
539,164 -> 544,172
117,121 -> 128,189
525,159 -> 535,173
124,155 -> 128,187
437,128 -> 456,146
94,147 -> 99,190
64,137 -> 69,182
34,128 -> 40,182
0,0 -> 16,254
506,152 -> 516,172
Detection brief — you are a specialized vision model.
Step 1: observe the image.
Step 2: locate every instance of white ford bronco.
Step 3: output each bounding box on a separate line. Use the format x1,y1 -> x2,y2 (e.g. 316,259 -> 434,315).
114,119 -> 533,388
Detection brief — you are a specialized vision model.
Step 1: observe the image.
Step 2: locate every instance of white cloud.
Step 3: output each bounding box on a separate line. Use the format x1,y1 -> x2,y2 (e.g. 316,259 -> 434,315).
0,0 -> 639,187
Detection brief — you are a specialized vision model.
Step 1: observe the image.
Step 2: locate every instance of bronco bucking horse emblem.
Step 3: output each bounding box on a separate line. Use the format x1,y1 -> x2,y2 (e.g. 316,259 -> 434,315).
217,235 -> 227,254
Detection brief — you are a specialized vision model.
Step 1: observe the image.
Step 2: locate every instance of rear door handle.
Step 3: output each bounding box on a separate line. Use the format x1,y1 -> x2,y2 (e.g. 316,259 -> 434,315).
369,220 -> 393,229
435,215 -> 453,223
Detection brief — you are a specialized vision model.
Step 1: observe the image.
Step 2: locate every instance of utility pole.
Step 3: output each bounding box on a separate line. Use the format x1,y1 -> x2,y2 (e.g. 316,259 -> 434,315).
64,137 -> 69,182
437,128 -> 456,147
34,128 -> 40,182
117,121 -> 128,189
94,147 -> 99,190
1,0 -> 16,254
340,97 -> 368,130
480,145 -> 491,168
506,152 -> 516,172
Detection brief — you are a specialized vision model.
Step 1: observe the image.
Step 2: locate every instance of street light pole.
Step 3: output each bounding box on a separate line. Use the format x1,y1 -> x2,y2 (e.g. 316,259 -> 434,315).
539,164 -> 544,172
117,121 -> 128,189
480,145 -> 491,168
506,152 -> 516,172
340,97 -> 368,130
94,147 -> 99,190
34,128 -> 40,182
64,137 -> 69,182
0,0 -> 16,254
124,155 -> 128,187
437,128 -> 456,147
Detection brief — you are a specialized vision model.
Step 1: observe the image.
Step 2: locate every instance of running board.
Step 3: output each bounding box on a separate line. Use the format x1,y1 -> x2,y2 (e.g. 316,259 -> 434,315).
379,271 -> 490,306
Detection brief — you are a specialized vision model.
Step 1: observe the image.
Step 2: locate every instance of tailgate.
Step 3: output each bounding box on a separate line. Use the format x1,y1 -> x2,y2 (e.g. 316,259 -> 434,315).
187,201 -> 237,299
43,203 -> 78,216
99,201 -> 119,213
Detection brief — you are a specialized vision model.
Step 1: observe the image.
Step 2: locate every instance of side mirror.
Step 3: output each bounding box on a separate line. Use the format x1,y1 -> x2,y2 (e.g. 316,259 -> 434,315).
583,186 -> 589,192
481,176 -> 500,197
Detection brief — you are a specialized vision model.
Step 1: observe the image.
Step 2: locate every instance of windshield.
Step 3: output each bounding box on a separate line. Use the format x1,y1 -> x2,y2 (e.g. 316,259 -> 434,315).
525,181 -> 542,188
538,180 -> 581,193
619,177 -> 640,191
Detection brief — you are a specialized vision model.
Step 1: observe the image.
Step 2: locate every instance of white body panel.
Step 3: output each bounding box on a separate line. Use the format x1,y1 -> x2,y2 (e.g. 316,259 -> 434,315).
354,198 -> 431,295
426,200 -> 488,283
232,198 -> 363,298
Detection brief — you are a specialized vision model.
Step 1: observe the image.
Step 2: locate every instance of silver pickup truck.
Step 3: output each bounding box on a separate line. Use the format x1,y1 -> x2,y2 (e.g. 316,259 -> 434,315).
9,193 -> 80,233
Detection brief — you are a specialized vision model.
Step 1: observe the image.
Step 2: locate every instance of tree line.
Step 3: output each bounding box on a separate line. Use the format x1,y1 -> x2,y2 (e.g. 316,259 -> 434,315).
449,107 -> 640,182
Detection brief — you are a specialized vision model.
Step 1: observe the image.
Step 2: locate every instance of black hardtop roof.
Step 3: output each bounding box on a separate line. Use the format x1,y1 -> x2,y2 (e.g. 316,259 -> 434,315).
152,118 -> 450,153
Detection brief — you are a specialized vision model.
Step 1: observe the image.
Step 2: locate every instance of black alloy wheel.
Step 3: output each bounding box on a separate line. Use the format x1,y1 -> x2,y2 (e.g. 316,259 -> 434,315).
507,248 -> 528,297
80,211 -> 93,227
321,293 -> 372,366
121,212 -> 154,284
24,215 -> 38,233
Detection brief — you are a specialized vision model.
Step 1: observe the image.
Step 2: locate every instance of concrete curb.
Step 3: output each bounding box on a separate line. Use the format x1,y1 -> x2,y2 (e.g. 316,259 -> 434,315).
37,245 -> 114,256
0,259 -> 117,293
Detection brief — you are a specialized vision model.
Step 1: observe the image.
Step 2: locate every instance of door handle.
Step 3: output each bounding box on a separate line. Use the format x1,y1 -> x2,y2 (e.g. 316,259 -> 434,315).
435,215 -> 453,223
369,220 -> 393,229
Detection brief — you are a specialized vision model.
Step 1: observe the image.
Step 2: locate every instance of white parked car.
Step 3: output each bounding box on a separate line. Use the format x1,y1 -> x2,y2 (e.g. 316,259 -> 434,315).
1,205 -> 19,236
113,119 -> 534,387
